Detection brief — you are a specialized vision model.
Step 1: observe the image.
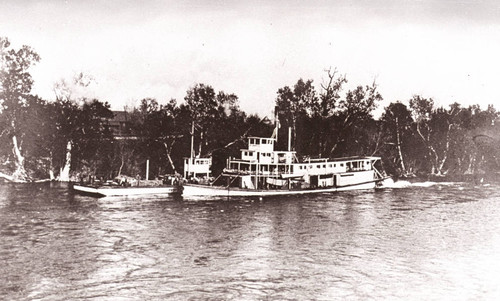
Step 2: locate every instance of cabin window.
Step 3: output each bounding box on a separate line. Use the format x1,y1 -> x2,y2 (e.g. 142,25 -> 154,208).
329,164 -> 332,168
309,165 -> 312,169
317,165 -> 321,168
334,164 -> 336,167
340,163 -> 344,167
323,164 -> 326,168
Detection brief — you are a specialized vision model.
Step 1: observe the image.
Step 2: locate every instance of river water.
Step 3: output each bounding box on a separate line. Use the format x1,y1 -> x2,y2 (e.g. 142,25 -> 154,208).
1,181 -> 500,300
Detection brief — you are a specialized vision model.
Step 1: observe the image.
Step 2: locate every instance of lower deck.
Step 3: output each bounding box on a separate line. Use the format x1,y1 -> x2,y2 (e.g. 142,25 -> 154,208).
221,169 -> 377,191
182,177 -> 383,197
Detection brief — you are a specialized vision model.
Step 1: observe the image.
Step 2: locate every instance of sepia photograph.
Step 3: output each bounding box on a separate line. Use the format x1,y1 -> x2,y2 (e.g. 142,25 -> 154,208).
1,0 -> 500,300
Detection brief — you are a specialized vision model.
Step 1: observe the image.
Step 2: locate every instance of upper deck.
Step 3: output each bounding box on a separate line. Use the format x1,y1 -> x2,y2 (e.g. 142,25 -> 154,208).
229,136 -> 380,176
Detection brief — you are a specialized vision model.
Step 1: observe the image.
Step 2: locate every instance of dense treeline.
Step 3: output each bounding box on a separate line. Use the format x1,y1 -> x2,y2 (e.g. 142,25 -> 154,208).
1,37 -> 499,182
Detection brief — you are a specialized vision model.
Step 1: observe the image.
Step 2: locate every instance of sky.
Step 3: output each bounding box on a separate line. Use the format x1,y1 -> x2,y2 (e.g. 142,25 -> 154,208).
2,0 -> 500,118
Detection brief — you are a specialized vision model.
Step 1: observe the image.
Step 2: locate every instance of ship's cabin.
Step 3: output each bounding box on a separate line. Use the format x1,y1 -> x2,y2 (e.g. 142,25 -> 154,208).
240,137 -> 296,165
247,137 -> 275,153
184,157 -> 212,179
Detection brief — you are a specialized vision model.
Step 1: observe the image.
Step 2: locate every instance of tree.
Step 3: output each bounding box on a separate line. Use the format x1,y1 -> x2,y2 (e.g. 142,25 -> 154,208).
184,83 -> 242,157
49,73 -> 106,181
47,98 -> 114,180
409,96 -> 465,175
275,78 -> 318,152
314,68 -> 347,157
0,37 -> 40,181
381,102 -> 416,176
328,82 -> 382,156
130,98 -> 183,177
184,84 -> 218,157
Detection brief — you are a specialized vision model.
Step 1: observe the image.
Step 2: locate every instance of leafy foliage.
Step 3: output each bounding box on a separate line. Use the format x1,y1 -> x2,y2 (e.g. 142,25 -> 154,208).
2,36 -> 500,181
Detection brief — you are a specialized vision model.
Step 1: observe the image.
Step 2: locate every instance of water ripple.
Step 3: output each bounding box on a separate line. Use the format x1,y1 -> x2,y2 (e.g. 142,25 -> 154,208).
1,182 -> 500,300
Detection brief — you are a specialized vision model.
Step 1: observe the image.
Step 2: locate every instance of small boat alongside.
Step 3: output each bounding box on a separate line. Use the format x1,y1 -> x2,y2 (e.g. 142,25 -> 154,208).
72,176 -> 182,197
72,183 -> 182,197
182,135 -> 388,198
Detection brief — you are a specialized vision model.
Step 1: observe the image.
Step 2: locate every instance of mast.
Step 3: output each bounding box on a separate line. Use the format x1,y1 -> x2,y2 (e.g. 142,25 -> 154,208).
273,105 -> 279,143
190,120 -> 195,161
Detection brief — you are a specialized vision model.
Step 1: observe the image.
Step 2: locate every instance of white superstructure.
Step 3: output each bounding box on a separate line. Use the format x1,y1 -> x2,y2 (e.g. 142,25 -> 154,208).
222,136 -> 383,191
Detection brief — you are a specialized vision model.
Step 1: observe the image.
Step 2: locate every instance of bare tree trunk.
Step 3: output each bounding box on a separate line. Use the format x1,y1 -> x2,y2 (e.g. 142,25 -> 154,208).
118,155 -> 125,176
370,130 -> 383,156
58,141 -> 72,182
330,141 -> 339,156
436,124 -> 453,174
416,122 -> 440,175
163,142 -> 177,173
0,172 -> 15,182
11,134 -> 28,182
465,152 -> 475,174
395,117 -> 406,174
198,131 -> 203,157
49,151 -> 55,180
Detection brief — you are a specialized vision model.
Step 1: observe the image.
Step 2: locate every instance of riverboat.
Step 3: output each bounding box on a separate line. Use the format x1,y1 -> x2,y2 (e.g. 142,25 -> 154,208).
182,135 -> 388,197
73,184 -> 182,197
72,177 -> 182,197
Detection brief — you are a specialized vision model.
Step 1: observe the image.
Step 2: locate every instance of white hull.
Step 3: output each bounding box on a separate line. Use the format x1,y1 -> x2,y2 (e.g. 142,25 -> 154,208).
73,184 -> 180,197
182,180 -> 379,198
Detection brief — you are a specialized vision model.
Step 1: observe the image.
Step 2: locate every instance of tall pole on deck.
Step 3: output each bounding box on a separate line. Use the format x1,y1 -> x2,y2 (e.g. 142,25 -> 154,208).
146,159 -> 149,181
190,121 -> 195,161
288,126 -> 292,151
274,105 -> 279,143
255,162 -> 258,190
